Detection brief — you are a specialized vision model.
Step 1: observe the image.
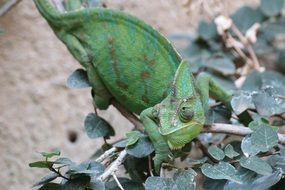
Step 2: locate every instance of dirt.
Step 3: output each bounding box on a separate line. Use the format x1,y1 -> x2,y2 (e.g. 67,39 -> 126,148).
0,1 -> 257,189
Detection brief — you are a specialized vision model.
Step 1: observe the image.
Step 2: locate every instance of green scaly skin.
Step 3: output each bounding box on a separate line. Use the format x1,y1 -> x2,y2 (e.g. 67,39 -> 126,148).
34,0 -> 232,173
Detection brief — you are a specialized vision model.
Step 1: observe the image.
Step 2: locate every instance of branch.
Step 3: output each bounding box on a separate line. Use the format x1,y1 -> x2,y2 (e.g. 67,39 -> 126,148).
0,0 -> 21,16
98,150 -> 128,181
202,123 -> 285,145
95,147 -> 117,163
111,100 -> 144,132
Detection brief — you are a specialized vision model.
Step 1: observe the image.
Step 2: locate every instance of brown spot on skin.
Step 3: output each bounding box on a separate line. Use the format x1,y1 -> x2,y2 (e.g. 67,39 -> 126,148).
108,37 -> 113,44
117,80 -> 128,90
144,54 -> 156,65
142,95 -> 150,104
141,71 -> 150,80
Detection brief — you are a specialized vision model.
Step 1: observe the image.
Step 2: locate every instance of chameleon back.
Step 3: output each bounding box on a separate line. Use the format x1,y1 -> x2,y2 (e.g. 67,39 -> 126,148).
34,0 -> 181,113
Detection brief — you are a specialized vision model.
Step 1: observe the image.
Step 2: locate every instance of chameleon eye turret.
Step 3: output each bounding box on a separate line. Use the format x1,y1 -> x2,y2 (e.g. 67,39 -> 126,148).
179,106 -> 194,122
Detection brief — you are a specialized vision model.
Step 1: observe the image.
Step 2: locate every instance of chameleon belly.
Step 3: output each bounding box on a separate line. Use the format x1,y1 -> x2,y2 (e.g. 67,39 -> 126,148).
34,0 -> 181,114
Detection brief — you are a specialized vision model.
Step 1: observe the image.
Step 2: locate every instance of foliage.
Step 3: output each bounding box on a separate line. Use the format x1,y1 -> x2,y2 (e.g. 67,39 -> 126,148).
30,0 -> 285,189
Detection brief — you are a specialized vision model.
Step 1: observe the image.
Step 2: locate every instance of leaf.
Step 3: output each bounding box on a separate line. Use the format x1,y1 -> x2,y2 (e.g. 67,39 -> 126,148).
126,131 -> 141,146
145,177 -> 179,190
84,113 -> 115,139
62,175 -> 91,190
240,156 -> 273,175
105,178 -> 144,190
224,168 -> 282,190
224,144 -> 240,159
231,6 -> 265,32
203,55 -> 235,75
205,103 -> 232,125
29,161 -> 54,168
203,178 -> 227,190
126,136 -> 154,158
124,156 -> 149,183
113,139 -> 128,148
40,151 -> 60,158
173,169 -> 196,190
260,0 -> 284,17
38,183 -> 62,190
66,69 -> 91,88
241,135 -> 260,157
208,145 -> 225,160
32,172 -> 59,187
251,124 -> 278,152
198,21 -> 218,40
68,160 -> 105,177
201,162 -> 241,183
267,155 -> 285,172
260,18 -> 285,40
54,157 -> 75,166
189,157 -> 208,166
231,91 -> 255,115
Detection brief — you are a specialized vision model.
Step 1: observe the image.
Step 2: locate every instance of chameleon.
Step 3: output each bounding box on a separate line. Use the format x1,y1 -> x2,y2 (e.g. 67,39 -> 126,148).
34,0 -> 232,172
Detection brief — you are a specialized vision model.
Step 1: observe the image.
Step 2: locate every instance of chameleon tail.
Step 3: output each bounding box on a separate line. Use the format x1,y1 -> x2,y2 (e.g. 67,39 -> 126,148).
33,0 -> 62,25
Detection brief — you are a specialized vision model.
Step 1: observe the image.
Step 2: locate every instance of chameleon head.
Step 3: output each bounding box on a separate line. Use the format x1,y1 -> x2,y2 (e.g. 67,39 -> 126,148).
152,95 -> 205,150
152,60 -> 205,149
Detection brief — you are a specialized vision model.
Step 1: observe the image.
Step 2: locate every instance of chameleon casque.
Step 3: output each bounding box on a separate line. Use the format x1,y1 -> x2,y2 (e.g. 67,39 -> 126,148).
34,0 -> 232,172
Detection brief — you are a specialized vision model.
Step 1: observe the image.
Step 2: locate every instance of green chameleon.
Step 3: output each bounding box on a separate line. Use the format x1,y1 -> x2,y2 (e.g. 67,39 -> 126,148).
34,0 -> 232,172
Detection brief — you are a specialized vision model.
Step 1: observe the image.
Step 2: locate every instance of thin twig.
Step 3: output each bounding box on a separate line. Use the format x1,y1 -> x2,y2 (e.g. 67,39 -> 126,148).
0,0 -> 21,16
148,155 -> 154,176
202,123 -> 285,145
95,147 -> 117,163
112,173 -> 124,190
99,150 -> 128,181
111,100 -> 144,132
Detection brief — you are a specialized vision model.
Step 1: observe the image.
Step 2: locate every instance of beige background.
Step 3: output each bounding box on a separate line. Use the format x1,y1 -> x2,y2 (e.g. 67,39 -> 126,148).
0,0 -> 257,189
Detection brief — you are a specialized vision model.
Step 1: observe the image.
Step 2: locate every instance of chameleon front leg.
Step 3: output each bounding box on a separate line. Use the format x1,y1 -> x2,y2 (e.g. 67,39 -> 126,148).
195,72 -> 232,112
196,72 -> 252,125
140,108 -> 172,173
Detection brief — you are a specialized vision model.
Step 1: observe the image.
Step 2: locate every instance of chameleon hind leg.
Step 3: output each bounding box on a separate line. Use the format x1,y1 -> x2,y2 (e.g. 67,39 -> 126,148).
140,107 -> 172,174
195,72 -> 232,112
60,33 -> 112,109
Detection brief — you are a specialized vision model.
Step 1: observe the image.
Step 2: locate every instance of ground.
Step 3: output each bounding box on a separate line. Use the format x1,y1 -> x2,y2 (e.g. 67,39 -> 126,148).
0,0 -> 257,189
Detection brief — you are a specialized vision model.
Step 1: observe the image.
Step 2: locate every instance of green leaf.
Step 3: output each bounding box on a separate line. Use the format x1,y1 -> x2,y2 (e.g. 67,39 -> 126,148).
201,162 -> 241,183
38,183 -> 62,190
68,160 -> 105,177
145,177 -> 179,190
40,151 -> 60,158
126,136 -> 154,158
66,69 -> 91,88
173,169 -> 196,190
203,55 -> 235,75
32,172 -> 59,187
240,156 -> 272,175
126,131 -> 141,146
266,155 -> 285,172
62,175 -> 91,190
208,145 -> 225,160
84,113 -> 115,139
224,144 -> 240,159
124,156 -> 149,183
198,21 -> 218,40
203,178 -> 226,190
241,135 -> 260,157
260,0 -> 284,17
251,124 -> 278,152
29,161 -> 54,168
189,157 -> 208,166
54,157 -> 75,166
105,178 -> 144,190
223,168 -> 282,190
231,6 -> 265,32
231,91 -> 255,115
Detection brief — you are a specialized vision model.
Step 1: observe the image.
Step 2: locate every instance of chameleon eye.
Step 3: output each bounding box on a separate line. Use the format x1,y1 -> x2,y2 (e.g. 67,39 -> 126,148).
152,108 -> 159,120
179,107 -> 194,123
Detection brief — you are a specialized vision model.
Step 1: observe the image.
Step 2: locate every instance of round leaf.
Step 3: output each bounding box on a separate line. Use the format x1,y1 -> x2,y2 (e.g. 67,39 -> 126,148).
224,144 -> 240,159
126,131 -> 142,146
260,0 -> 284,17
198,21 -> 218,40
66,69 -> 91,88
241,135 -> 260,157
145,177 -> 179,190
208,145 -> 225,160
240,156 -> 273,175
84,113 -> 115,139
126,136 -> 154,158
